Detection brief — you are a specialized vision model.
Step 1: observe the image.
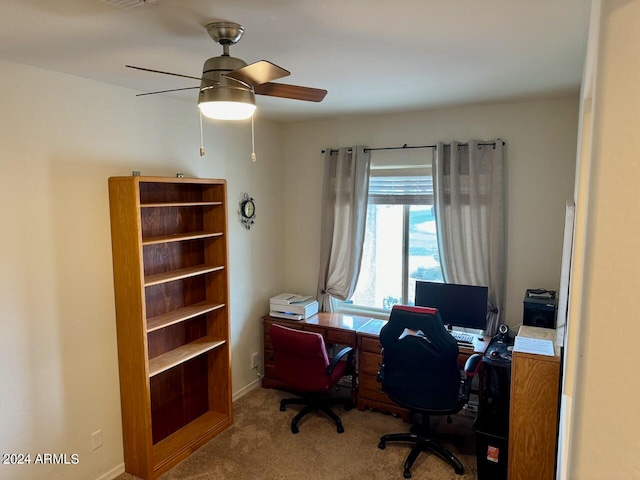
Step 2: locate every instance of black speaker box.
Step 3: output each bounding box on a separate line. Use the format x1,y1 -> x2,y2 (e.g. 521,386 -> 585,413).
523,290 -> 557,329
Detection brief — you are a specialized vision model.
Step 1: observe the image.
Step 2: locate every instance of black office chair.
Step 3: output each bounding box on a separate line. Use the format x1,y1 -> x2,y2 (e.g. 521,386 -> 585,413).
377,305 -> 482,478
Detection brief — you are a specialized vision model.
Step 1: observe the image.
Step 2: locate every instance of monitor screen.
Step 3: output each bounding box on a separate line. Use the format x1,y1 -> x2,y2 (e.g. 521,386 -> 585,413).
414,281 -> 489,330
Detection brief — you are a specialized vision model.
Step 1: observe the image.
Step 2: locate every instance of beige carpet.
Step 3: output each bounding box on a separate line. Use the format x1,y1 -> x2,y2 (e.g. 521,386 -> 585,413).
117,386 -> 480,480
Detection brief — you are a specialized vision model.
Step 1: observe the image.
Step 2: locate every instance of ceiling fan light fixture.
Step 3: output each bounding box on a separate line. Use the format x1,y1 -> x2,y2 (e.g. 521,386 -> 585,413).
198,85 -> 256,120
199,101 -> 256,121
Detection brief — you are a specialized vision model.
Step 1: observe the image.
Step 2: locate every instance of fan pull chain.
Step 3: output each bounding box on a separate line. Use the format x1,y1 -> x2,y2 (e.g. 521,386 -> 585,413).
251,116 -> 257,162
199,110 -> 205,157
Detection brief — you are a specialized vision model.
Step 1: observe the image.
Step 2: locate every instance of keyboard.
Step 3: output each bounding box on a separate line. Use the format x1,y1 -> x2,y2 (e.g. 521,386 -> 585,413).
450,331 -> 475,345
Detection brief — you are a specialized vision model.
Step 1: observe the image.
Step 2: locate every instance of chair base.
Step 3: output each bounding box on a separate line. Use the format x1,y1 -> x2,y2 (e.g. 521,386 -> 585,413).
378,432 -> 464,478
280,394 -> 352,434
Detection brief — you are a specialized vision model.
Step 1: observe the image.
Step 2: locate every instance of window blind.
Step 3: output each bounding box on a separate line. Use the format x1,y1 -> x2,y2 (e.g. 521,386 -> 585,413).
368,176 -> 433,205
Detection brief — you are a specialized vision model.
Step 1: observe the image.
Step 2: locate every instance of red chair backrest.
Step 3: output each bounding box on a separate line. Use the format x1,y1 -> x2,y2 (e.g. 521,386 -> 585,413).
270,324 -> 333,392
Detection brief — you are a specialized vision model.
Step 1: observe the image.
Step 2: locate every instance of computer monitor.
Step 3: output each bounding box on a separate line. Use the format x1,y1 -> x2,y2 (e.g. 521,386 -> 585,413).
414,281 -> 489,331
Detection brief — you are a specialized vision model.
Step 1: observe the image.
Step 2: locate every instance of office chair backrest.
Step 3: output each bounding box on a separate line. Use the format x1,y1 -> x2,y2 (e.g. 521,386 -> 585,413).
269,324 -> 333,392
379,305 -> 461,413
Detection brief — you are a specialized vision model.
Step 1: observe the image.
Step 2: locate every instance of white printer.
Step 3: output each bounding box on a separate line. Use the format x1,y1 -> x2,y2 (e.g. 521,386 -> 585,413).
269,293 -> 319,321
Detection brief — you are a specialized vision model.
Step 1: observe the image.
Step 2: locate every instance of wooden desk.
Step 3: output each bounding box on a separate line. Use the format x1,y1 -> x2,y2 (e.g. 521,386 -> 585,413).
508,326 -> 561,480
261,313 -> 373,401
356,319 -> 490,421
262,312 -> 490,416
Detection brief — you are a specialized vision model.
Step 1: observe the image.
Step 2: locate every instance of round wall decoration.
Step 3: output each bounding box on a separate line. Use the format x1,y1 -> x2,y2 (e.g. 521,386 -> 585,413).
239,193 -> 256,230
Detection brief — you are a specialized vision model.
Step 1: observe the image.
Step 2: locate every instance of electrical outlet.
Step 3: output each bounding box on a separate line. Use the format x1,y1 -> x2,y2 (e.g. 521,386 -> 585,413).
251,352 -> 259,370
91,430 -> 103,450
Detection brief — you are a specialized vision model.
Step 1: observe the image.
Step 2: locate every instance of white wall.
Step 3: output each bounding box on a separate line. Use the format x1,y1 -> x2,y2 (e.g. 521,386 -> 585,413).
281,98 -> 579,328
0,59 -> 285,480
567,0 -> 640,478
0,56 -> 582,480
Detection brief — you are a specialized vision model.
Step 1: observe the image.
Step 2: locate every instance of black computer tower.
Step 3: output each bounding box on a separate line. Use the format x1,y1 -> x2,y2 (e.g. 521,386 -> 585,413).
474,335 -> 512,480
474,408 -> 509,480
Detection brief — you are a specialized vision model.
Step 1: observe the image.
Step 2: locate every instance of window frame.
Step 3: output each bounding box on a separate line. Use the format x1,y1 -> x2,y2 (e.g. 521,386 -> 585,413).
334,163 -> 442,317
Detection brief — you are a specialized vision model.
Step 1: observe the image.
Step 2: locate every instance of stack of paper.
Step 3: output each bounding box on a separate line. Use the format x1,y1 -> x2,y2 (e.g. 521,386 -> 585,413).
513,336 -> 555,356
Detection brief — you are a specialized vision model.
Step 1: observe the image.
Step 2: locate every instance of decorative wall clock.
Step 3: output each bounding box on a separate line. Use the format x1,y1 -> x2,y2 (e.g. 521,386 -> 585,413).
239,193 -> 256,230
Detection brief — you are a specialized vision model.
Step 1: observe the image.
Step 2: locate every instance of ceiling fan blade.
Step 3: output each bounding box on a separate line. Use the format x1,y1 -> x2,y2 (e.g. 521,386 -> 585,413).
136,86 -> 200,97
126,65 -> 203,82
225,60 -> 290,87
254,82 -> 327,102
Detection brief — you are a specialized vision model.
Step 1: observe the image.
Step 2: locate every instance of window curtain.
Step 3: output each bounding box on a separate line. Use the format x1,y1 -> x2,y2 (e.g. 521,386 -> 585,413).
433,140 -> 505,335
316,146 -> 371,311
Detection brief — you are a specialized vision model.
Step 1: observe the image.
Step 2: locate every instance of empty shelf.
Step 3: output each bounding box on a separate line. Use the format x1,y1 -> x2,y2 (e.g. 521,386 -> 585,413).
144,265 -> 224,286
142,231 -> 223,245
146,302 -> 225,333
140,201 -> 222,208
148,337 -> 226,377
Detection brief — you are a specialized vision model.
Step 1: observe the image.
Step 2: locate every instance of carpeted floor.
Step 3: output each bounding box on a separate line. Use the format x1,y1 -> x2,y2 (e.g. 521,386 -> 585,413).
117,386 -> 480,480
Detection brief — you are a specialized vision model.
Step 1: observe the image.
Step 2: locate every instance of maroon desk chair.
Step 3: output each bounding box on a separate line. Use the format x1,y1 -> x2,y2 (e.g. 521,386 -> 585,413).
269,324 -> 354,434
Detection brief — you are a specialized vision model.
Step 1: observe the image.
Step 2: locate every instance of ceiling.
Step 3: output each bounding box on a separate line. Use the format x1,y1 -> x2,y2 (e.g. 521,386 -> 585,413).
0,0 -> 591,122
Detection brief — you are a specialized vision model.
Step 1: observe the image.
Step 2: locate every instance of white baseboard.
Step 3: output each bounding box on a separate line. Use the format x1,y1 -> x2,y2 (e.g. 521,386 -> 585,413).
232,377 -> 262,401
98,382 -> 261,480
99,463 -> 125,480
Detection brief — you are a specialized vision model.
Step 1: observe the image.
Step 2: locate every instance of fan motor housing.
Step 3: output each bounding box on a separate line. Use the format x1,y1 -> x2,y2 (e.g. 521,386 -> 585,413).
199,55 -> 255,105
201,56 -> 248,86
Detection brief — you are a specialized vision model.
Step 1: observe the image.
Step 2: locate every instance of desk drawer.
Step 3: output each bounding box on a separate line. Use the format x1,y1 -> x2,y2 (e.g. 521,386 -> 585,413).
359,374 -> 392,404
360,335 -> 382,353
302,325 -> 326,337
457,351 -> 472,370
264,348 -> 274,366
264,363 -> 276,380
326,329 -> 353,345
360,351 -> 383,376
264,321 -> 303,349
265,320 -> 304,332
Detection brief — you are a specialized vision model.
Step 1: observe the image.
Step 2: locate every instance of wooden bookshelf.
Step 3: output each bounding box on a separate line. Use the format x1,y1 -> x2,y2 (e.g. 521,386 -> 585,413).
108,176 -> 232,480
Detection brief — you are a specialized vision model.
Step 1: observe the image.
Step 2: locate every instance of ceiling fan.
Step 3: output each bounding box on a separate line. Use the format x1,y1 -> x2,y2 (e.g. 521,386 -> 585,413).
127,21 -> 327,120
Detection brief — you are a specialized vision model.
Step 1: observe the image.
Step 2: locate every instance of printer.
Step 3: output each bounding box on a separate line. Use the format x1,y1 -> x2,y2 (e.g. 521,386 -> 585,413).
270,293 -> 319,321
523,289 -> 557,329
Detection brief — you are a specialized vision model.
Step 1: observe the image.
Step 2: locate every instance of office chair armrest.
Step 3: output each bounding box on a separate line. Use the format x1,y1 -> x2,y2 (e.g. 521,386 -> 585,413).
463,353 -> 483,378
458,354 -> 483,402
326,347 -> 354,375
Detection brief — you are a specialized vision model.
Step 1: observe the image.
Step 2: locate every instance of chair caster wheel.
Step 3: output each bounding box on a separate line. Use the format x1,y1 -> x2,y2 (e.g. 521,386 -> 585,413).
403,468 -> 412,478
279,405 -> 286,412
378,441 -> 386,449
344,403 -> 353,411
455,467 -> 464,475
291,425 -> 299,434
337,425 -> 344,433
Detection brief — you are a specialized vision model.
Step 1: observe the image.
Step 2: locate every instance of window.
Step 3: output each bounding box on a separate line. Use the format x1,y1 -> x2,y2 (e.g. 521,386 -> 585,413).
337,162 -> 443,316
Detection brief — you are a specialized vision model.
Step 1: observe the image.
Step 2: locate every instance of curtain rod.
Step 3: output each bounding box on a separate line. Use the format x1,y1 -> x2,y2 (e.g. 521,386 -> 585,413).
321,141 -> 505,155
